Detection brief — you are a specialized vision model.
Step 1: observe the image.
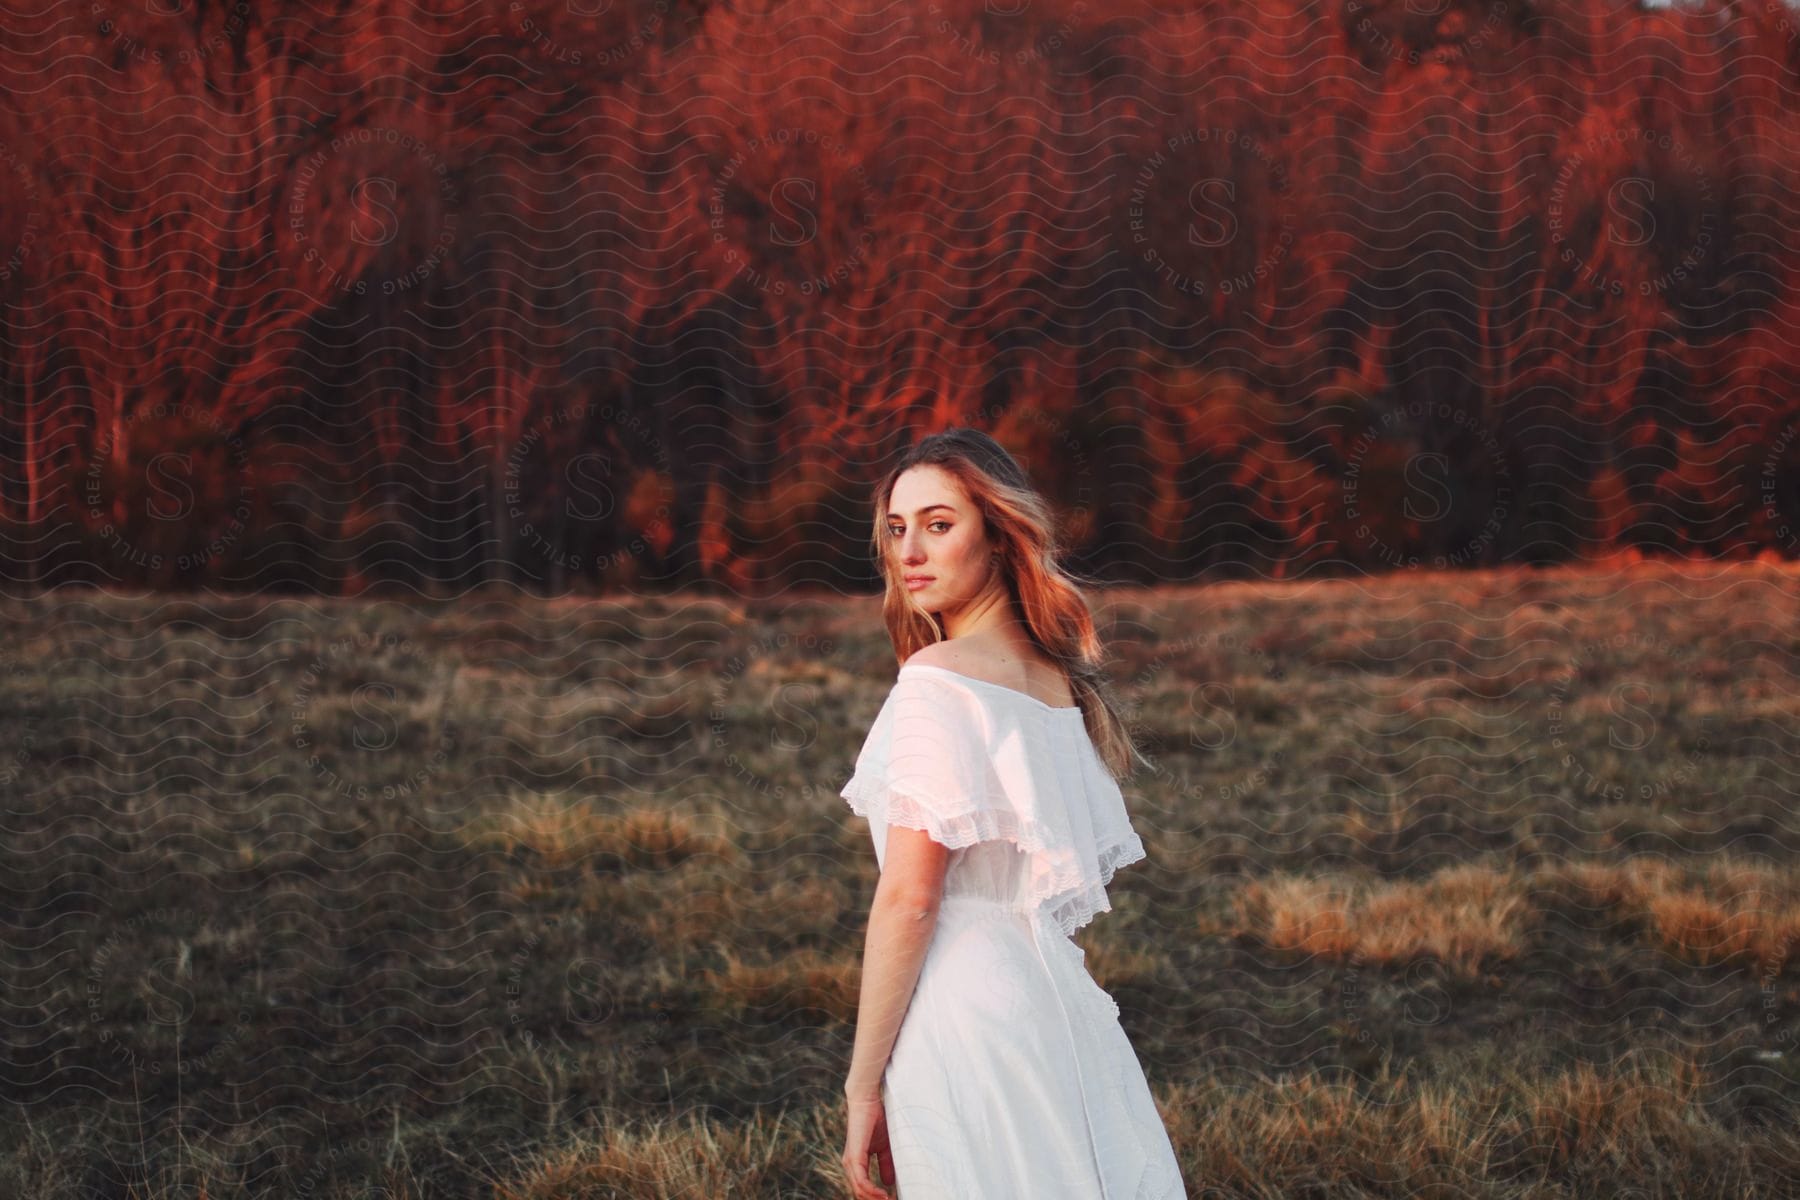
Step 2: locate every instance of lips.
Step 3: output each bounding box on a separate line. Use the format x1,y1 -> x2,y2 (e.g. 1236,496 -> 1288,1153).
904,575 -> 934,583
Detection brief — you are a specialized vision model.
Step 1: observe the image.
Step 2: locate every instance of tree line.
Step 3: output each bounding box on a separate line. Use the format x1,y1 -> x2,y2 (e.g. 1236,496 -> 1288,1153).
1,0 -> 1797,595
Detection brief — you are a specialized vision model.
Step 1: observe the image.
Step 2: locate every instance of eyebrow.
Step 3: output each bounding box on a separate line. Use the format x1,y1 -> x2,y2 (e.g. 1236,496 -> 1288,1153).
886,504 -> 957,519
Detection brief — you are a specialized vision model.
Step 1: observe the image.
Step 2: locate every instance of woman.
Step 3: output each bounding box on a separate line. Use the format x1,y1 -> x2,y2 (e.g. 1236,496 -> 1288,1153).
838,428 -> 1187,1199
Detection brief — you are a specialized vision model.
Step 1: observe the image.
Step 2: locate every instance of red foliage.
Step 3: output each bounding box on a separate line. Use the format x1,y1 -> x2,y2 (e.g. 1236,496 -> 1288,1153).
0,0 -> 1795,592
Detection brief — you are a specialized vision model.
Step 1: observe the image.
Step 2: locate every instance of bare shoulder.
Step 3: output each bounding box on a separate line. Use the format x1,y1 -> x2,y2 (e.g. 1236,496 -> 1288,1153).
903,640 -> 997,677
902,642 -> 957,671
903,640 -> 1073,707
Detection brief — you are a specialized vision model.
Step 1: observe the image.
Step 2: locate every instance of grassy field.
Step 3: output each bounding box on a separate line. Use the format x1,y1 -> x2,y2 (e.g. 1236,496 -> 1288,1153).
3,558 -> 1799,1198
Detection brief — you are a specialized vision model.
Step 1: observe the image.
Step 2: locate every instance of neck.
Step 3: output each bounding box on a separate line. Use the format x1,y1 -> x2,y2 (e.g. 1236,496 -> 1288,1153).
940,583 -> 1021,642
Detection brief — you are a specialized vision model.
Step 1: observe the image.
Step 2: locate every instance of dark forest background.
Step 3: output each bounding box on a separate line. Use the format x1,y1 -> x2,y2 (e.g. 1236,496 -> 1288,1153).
3,0 -> 1800,596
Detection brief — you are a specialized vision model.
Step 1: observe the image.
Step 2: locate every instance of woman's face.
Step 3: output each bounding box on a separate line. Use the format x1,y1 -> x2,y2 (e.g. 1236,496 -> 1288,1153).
886,465 -> 997,617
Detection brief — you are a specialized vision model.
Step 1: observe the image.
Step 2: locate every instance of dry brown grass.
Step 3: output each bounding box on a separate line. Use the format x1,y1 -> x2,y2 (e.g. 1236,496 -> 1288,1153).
468,792 -> 739,872
488,1106 -> 841,1200
473,1048 -> 1765,1199
1233,857 -> 1800,983
7,560 -> 1800,1196
1544,857 -> 1800,973
1135,1050 -> 1759,1198
698,950 -> 863,1025
1237,862 -> 1532,978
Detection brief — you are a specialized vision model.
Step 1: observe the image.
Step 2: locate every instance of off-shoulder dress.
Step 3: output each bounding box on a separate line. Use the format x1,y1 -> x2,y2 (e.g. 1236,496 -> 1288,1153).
841,662 -> 1187,1200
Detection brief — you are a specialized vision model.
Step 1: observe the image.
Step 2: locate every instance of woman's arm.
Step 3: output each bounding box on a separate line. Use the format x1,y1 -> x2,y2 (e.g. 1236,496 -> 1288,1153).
843,825 -> 948,1097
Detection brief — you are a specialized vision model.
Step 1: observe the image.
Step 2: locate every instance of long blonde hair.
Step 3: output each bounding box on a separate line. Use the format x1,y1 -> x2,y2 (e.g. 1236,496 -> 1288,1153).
868,427 -> 1146,779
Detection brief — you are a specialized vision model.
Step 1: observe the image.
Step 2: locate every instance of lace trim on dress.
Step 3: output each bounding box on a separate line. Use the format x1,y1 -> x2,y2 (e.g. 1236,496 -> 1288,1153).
841,772 -> 1147,935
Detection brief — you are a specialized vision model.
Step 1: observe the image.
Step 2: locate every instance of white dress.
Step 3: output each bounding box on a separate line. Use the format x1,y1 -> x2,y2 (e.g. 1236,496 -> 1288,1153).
841,663 -> 1187,1200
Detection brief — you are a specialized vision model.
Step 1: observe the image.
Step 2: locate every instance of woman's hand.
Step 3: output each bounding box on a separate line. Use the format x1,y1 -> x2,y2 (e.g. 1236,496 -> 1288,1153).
841,1089 -> 896,1199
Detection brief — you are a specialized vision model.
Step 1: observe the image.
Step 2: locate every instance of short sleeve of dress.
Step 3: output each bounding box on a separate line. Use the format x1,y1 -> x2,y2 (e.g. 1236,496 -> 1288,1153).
840,666 -> 1150,935
839,672 -> 999,849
